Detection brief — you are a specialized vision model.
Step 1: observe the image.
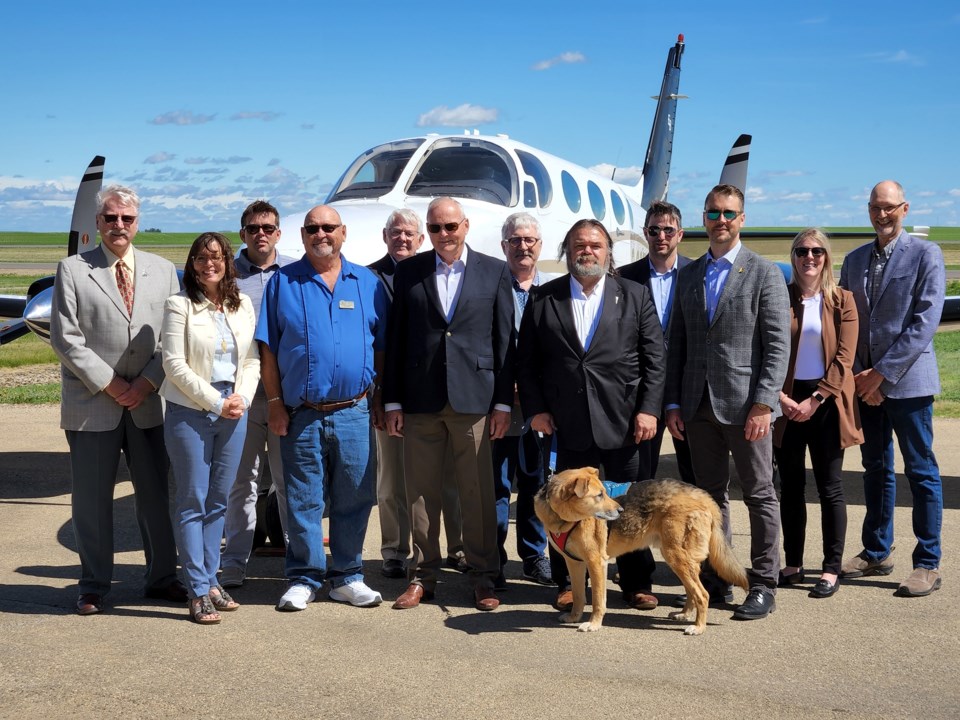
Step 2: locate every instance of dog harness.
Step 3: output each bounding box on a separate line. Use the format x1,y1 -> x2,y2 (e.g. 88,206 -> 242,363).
548,527 -> 582,562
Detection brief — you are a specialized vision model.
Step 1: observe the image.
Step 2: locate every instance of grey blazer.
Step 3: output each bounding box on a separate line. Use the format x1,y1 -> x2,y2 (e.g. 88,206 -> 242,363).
839,230 -> 944,399
665,244 -> 790,425
51,246 -> 181,431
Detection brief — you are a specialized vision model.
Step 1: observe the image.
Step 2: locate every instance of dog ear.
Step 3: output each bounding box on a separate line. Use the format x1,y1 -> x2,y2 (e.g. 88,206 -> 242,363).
574,473 -> 592,498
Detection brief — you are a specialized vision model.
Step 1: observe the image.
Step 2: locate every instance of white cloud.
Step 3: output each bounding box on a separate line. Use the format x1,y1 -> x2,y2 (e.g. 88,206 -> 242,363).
532,51 -> 586,71
864,50 -> 923,66
416,104 -> 498,127
781,192 -> 814,202
144,152 -> 176,164
588,163 -> 642,184
948,189 -> 960,197
230,111 -> 283,122
149,110 -> 217,126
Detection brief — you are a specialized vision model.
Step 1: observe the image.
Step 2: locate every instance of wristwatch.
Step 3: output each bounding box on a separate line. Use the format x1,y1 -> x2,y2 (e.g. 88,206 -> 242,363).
812,391 -> 826,404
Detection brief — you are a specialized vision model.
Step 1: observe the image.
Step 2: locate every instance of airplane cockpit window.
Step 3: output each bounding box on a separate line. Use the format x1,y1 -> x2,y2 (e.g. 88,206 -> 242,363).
523,181 -> 537,208
407,139 -> 517,206
588,181 -> 606,221
516,150 -> 553,208
561,171 -> 581,213
328,139 -> 425,201
610,191 -> 626,225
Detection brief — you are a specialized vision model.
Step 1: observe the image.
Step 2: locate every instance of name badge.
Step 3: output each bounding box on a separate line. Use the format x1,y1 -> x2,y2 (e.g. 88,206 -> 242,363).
339,300 -> 355,309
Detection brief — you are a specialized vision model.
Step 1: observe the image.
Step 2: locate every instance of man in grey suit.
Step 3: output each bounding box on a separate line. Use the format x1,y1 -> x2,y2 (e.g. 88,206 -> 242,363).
665,184 -> 790,620
51,184 -> 184,615
839,180 -> 945,597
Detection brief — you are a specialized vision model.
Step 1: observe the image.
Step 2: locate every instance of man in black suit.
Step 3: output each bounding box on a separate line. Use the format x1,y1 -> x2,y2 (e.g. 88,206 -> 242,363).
619,200 -> 695,484
384,197 -> 515,611
517,219 -> 665,612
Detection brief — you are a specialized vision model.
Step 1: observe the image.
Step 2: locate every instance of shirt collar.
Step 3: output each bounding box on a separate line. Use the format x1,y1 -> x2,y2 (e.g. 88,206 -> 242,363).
237,248 -> 280,274
648,257 -> 678,277
436,245 -> 468,270
708,240 -> 742,266
570,272 -> 606,300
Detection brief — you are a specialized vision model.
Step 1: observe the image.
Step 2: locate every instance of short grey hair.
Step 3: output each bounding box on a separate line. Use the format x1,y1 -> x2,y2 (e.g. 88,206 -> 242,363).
501,212 -> 540,241
97,184 -> 141,214
385,209 -> 422,234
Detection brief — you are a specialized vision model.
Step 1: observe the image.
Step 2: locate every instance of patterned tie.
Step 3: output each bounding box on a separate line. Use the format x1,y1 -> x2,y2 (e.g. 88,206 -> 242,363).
116,261 -> 134,315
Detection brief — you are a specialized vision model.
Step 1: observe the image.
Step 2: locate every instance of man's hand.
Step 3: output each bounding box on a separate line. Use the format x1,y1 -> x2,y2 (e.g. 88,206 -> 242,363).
854,369 -> 885,400
862,388 -> 885,406
268,401 -> 290,436
530,412 -> 556,435
371,393 -> 386,431
110,376 -> 154,410
488,409 -> 511,440
665,408 -> 684,441
745,404 -> 772,442
633,412 -> 658,443
385,409 -> 404,438
787,396 -> 819,423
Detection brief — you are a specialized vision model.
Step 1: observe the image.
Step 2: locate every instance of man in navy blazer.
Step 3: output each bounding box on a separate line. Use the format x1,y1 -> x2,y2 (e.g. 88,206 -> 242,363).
619,200 -> 695,485
839,181 -> 945,597
384,197 -> 515,611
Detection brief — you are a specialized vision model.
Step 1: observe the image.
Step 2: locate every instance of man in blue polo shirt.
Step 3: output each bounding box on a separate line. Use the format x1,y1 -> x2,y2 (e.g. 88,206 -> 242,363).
257,204 -> 388,611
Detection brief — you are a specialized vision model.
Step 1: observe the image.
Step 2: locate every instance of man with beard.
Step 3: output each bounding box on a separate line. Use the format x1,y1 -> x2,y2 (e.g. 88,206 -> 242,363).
839,180 -> 945,597
517,219 -> 665,612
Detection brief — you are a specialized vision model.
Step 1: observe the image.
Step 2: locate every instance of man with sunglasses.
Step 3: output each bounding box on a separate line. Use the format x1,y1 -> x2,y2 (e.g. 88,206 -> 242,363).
220,200 -> 296,589
839,181 -> 945,598
50,184 -> 185,615
384,197 -> 515,611
257,205 -> 388,611
665,184 -> 790,621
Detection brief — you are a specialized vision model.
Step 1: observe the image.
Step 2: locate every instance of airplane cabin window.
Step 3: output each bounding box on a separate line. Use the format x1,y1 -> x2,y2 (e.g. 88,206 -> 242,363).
588,181 -> 606,221
517,150 -> 553,208
407,140 -> 517,206
328,139 -> 425,201
523,181 -> 537,208
610,191 -> 626,225
561,171 -> 581,213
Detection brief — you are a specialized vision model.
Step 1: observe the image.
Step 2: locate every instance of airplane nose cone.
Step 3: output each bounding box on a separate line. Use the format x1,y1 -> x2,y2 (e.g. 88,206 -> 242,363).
23,287 -> 53,342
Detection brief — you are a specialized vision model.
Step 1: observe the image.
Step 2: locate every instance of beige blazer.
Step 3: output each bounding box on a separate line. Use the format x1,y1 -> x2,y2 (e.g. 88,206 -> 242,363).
160,292 -> 260,412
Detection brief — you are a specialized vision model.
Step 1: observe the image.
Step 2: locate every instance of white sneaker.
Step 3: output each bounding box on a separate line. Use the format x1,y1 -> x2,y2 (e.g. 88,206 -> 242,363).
277,584 -> 316,611
220,567 -> 245,589
328,580 -> 383,608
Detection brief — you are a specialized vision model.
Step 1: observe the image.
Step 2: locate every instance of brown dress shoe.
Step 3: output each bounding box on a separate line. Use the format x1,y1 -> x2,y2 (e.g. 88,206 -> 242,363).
554,588 -> 574,611
392,584 -> 433,609
474,586 -> 500,611
77,593 -> 103,615
624,591 -> 658,611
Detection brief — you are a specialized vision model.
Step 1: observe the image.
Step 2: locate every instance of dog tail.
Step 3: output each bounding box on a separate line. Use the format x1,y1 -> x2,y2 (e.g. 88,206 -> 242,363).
707,513 -> 749,591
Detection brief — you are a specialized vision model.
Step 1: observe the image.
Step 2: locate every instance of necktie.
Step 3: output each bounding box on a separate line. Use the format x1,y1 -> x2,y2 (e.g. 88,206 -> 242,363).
116,262 -> 134,315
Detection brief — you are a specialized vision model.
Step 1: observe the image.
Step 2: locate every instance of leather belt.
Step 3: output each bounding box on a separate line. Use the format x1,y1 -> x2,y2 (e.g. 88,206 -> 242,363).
301,390 -> 367,413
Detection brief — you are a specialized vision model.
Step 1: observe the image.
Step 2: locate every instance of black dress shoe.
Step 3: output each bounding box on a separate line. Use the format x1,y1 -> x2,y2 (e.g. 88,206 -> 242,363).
144,579 -> 189,603
809,578 -> 840,598
76,593 -> 103,615
778,568 -> 805,587
380,559 -> 407,579
732,586 -> 776,620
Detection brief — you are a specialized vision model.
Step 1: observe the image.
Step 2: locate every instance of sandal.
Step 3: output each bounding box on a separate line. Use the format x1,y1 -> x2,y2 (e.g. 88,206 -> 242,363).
209,585 -> 240,611
188,595 -> 221,625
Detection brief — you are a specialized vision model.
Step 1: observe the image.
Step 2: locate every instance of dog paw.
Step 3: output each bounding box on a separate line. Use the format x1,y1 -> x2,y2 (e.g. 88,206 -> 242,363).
559,612 -> 582,624
683,625 -> 704,636
577,621 -> 602,632
669,610 -> 695,622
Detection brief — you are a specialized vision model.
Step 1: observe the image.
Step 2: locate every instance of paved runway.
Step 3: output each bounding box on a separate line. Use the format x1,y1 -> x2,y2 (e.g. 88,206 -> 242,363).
1,405 -> 957,719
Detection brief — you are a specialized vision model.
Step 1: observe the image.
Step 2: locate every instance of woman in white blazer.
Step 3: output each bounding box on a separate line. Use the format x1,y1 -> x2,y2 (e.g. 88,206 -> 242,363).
161,232 -> 260,625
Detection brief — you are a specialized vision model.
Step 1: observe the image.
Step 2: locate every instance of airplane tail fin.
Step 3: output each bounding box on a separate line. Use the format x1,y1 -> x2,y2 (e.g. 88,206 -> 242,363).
639,34 -> 685,209
68,155 -> 105,256
717,134 -> 751,192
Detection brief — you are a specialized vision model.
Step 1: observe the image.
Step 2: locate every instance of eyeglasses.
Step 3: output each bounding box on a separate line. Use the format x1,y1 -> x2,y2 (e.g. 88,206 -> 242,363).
793,247 -> 826,258
644,225 -> 678,237
704,210 -> 741,221
303,223 -> 342,235
867,202 -> 905,215
101,213 -> 138,225
505,236 -> 540,247
387,228 -> 418,239
243,223 -> 278,235
193,254 -> 225,265
426,219 -> 466,234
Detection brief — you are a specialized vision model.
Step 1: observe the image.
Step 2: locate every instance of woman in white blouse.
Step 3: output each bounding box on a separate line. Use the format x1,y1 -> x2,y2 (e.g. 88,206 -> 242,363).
161,233 -> 260,624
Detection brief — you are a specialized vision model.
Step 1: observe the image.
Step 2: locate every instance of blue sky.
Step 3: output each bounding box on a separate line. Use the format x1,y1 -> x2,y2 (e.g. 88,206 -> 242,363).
3,1 -> 958,232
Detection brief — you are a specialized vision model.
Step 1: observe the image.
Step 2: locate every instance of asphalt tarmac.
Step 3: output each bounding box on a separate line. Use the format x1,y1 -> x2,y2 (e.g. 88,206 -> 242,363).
1,404 -> 957,719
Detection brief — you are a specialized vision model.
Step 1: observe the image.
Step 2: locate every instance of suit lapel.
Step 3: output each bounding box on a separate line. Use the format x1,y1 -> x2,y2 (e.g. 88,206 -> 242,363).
549,279 -> 583,357
710,248 -> 752,326
585,276 -> 621,356
875,232 -> 910,306
88,247 -> 129,317
420,250 -> 446,320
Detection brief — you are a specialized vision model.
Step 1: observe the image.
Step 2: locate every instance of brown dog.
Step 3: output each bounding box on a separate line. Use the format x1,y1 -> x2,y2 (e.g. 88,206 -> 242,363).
534,467 -> 748,635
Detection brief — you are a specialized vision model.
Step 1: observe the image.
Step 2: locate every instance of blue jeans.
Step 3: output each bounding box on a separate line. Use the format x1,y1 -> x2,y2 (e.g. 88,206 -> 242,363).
492,433 -> 547,567
280,398 -> 376,591
165,393 -> 247,599
858,396 -> 942,569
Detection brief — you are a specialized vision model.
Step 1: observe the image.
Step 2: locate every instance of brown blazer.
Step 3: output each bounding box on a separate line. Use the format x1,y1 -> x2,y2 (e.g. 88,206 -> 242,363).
773,285 -> 863,449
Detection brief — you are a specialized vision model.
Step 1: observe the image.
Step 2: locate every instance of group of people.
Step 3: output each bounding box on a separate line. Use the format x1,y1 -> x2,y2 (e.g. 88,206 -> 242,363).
49,178 -> 945,625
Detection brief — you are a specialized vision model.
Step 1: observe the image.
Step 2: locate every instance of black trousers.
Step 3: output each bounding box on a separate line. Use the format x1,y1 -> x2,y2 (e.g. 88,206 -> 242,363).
773,379 -> 848,575
549,443 -> 656,593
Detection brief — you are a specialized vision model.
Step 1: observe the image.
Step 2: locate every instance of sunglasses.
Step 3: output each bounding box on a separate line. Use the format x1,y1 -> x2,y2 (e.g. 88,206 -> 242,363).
303,223 -> 342,235
793,247 -> 826,258
644,225 -> 678,237
243,223 -> 278,235
426,219 -> 466,234
704,210 -> 741,221
505,236 -> 540,247
101,214 -> 138,225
